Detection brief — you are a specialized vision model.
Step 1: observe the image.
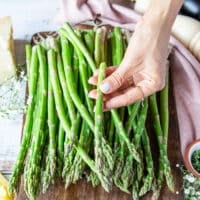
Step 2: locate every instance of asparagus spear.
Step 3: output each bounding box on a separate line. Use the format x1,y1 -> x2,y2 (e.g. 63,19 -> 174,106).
109,28 -> 129,192
139,128 -> 154,196
71,31 -> 96,185
60,23 -> 96,72
62,115 -> 81,188
57,123 -> 65,176
83,30 -> 95,77
60,24 -> 140,162
150,94 -> 165,200
60,36 -> 94,186
8,46 -> 39,195
57,43 -> 76,126
94,62 -> 114,190
83,30 -> 95,57
159,63 -> 174,191
75,31 -> 93,114
131,99 -> 148,200
150,92 -> 174,199
25,44 -> 32,82
60,36 -> 94,131
70,33 -> 95,183
48,48 -> 111,192
113,27 -> 123,65
126,102 -> 140,135
73,45 -> 79,87
42,74 -> 57,193
24,45 -> 48,199
72,122 -> 92,183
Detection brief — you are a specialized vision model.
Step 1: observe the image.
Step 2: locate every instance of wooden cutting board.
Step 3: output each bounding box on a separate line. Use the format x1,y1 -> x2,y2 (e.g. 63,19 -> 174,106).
16,70 -> 184,200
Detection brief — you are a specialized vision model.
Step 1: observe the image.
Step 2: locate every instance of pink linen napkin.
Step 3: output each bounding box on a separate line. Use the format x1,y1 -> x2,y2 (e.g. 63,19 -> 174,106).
58,0 -> 200,160
170,37 -> 200,156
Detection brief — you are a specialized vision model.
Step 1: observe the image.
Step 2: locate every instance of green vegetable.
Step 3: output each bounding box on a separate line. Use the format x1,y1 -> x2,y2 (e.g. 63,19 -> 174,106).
24,45 -> 48,199
60,36 -> 94,131
42,72 -> 57,193
9,23 -> 173,200
191,150 -> 200,173
150,67 -> 174,199
94,62 -> 114,190
8,46 -> 39,195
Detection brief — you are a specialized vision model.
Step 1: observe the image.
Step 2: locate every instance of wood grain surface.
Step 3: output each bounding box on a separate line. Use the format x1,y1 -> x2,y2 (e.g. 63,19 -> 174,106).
16,71 -> 184,200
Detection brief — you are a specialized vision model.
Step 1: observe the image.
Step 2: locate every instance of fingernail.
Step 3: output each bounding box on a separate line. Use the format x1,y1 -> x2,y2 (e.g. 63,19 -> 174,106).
94,71 -> 99,76
88,92 -> 93,98
100,82 -> 110,93
88,77 -> 93,84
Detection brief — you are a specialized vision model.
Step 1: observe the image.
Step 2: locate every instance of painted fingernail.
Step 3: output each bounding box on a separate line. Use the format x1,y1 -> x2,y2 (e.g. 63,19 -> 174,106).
94,71 -> 99,76
88,77 -> 93,84
100,82 -> 110,93
88,92 -> 93,98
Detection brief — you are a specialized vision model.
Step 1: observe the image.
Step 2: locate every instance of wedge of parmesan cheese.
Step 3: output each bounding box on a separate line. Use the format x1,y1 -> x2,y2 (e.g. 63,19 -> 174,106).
0,16 -> 16,84
0,173 -> 14,200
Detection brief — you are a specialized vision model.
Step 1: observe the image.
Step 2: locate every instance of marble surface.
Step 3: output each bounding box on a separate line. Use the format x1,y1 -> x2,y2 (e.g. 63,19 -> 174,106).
0,0 -> 61,174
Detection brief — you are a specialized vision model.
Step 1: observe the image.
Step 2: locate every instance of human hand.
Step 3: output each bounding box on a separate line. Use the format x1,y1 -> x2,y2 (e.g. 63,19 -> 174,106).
88,16 -> 171,110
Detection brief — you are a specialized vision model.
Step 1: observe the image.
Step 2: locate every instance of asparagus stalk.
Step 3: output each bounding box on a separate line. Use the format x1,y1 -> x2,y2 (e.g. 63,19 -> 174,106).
73,46 -> 79,87
159,63 -> 174,191
94,27 -> 107,66
24,45 -> 48,199
111,108 -> 140,163
113,27 -> 123,65
52,40 -> 80,186
71,36 -> 95,183
150,93 -> 165,200
60,24 -> 140,162
75,31 -> 93,114
150,92 -> 174,199
25,44 -> 32,83
72,122 -> 92,183
62,115 -> 81,188
57,123 -> 65,176
94,28 -> 102,67
131,99 -> 148,200
83,30 -> 95,56
48,48 -> 111,192
60,37 -> 94,131
70,31 -> 96,185
126,102 -> 140,135
113,27 -> 125,126
112,35 -> 131,193
57,44 -> 76,125
60,23 -> 96,72
94,62 -> 114,190
56,48 -> 80,185
8,46 -> 39,195
42,74 -> 57,193
139,128 -> 154,196
83,30 -> 95,77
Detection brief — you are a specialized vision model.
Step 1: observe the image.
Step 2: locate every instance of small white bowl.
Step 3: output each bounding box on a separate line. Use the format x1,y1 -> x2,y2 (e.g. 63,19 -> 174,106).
184,139 -> 200,177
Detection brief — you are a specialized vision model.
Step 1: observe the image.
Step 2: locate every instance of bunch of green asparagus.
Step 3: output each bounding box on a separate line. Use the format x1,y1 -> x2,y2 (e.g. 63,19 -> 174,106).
8,23 -> 174,200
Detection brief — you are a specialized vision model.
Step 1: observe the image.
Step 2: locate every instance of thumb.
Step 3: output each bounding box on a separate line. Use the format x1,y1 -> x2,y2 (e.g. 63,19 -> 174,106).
100,68 -> 125,94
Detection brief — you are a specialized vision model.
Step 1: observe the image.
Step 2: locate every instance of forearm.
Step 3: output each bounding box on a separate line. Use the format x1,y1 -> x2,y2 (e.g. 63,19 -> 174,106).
144,0 -> 183,31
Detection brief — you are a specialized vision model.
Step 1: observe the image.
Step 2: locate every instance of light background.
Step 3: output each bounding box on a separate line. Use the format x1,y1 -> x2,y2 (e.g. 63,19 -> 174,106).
0,0 -> 61,173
